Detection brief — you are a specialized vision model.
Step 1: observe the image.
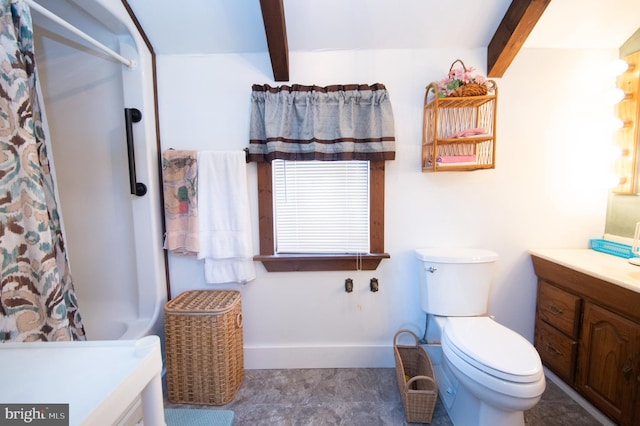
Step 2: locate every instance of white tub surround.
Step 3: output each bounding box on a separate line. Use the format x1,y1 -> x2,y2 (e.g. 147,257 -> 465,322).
0,336 -> 164,426
32,0 -> 167,340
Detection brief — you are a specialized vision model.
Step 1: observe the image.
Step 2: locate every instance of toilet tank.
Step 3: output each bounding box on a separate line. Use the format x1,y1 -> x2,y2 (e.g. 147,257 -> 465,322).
414,248 -> 499,316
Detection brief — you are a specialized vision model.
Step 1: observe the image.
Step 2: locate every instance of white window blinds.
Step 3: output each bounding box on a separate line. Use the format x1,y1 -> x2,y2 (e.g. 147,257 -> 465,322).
272,160 -> 370,254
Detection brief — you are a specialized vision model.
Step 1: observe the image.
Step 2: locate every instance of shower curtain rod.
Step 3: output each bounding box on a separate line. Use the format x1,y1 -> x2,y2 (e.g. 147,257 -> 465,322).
24,0 -> 135,68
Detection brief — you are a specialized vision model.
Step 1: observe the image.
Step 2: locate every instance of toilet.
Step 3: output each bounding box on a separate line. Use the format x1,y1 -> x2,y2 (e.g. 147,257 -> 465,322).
414,248 -> 545,426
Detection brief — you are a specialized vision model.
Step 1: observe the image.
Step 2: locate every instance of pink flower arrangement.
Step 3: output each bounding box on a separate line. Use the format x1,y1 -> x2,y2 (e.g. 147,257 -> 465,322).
436,62 -> 487,98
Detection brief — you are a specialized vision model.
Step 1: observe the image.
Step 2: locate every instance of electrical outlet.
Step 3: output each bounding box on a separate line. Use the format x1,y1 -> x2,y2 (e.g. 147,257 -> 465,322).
370,278 -> 379,292
345,278 -> 353,293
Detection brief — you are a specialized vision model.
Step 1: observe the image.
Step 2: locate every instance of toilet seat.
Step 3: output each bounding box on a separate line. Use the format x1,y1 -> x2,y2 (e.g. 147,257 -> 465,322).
443,317 -> 542,383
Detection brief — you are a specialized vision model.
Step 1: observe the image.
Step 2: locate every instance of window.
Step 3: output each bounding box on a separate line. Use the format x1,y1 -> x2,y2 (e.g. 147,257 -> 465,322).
273,160 -> 370,254
255,161 -> 389,272
248,83 -> 395,271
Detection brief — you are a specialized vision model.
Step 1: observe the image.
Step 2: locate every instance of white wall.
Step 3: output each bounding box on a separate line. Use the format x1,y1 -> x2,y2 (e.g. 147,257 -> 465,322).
156,47 -> 615,368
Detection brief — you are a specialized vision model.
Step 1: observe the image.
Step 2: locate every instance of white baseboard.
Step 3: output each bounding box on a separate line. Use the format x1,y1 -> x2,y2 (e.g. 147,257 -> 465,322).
543,368 -> 615,426
244,345 -> 395,369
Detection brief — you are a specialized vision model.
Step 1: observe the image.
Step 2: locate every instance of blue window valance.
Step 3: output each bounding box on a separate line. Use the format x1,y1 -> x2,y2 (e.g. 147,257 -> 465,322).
248,83 -> 396,162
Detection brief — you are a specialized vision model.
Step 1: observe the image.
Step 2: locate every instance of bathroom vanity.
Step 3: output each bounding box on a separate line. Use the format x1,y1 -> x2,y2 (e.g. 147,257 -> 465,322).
530,249 -> 640,426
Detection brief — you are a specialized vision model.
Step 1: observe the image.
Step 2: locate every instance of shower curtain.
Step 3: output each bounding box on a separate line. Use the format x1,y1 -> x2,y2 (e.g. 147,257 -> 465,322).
0,0 -> 85,341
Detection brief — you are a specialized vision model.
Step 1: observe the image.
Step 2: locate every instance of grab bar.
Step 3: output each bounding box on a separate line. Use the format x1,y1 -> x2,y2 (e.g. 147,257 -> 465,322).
124,108 -> 147,196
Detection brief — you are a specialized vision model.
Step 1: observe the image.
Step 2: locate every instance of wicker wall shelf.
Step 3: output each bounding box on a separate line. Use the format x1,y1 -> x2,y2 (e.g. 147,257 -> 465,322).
422,81 -> 498,172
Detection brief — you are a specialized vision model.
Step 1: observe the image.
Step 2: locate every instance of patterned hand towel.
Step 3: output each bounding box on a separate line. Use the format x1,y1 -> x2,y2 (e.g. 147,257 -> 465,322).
197,151 -> 256,284
162,150 -> 199,254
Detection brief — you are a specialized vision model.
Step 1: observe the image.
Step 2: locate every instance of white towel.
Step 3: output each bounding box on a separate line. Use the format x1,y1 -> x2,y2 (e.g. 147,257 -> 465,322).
197,151 -> 256,284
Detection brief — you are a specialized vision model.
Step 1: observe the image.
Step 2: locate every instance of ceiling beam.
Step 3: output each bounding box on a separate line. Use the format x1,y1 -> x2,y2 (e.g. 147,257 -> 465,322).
487,0 -> 552,78
260,0 -> 289,81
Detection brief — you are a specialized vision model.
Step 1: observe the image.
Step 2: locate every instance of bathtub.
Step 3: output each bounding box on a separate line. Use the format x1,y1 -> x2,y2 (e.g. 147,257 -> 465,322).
33,0 -> 167,340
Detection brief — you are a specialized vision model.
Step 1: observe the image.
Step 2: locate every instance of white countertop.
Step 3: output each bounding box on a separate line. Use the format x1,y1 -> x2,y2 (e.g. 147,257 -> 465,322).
529,248 -> 640,294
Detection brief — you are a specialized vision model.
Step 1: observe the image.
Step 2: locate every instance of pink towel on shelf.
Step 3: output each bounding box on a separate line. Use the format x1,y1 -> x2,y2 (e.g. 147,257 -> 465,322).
162,150 -> 199,255
437,155 -> 477,163
449,127 -> 487,138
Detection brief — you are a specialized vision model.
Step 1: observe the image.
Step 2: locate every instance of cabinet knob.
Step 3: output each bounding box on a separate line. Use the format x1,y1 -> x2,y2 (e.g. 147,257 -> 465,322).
546,344 -> 562,356
546,305 -> 564,315
622,364 -> 632,382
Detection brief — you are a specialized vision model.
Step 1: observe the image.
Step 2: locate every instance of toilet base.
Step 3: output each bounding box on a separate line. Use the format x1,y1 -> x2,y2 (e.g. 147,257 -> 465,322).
445,383 -> 524,426
425,343 -> 535,426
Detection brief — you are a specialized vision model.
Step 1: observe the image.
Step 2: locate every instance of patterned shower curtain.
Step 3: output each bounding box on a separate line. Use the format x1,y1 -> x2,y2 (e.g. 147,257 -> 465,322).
0,0 -> 85,341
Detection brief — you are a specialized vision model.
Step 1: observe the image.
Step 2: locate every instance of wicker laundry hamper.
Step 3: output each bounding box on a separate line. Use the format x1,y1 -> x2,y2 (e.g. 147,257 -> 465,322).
165,290 -> 244,405
394,329 -> 438,423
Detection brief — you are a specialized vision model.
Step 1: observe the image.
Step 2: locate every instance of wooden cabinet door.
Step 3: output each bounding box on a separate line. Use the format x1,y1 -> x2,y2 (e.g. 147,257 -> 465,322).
577,302 -> 640,425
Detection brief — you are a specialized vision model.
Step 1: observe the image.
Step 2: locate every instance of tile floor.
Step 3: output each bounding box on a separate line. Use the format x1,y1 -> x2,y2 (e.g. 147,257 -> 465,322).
164,368 -> 607,425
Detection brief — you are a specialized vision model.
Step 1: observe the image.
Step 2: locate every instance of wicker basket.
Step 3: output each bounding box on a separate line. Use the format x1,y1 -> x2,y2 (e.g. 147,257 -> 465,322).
165,290 -> 244,405
447,59 -> 488,97
449,82 -> 487,97
394,329 -> 438,423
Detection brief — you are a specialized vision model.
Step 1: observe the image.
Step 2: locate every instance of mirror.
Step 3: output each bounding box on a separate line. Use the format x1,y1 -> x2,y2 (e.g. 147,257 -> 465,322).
605,28 -> 640,238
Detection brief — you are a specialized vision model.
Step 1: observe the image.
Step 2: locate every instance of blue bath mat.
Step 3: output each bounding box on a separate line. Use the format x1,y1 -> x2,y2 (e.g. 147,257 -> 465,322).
164,408 -> 235,425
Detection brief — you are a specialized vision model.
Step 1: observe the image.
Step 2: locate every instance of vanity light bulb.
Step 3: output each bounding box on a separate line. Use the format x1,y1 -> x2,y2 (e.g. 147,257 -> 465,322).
606,59 -> 630,76
603,88 -> 627,104
608,117 -> 625,130
605,172 -> 623,189
604,145 -> 624,162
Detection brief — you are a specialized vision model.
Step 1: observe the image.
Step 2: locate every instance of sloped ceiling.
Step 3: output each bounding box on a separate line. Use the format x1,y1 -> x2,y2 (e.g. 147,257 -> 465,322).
524,0 -> 640,49
126,0 -> 512,54
126,0 -> 640,79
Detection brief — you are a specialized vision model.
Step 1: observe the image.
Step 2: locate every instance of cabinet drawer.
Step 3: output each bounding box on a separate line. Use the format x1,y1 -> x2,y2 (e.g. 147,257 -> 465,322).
537,281 -> 581,338
534,320 -> 577,384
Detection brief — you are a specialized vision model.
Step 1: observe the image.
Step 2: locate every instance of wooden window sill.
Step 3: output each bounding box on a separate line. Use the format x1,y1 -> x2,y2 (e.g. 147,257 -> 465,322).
254,253 -> 390,272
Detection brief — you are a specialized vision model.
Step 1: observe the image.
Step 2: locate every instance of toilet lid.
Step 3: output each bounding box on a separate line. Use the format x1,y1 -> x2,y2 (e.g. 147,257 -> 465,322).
443,317 -> 542,383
